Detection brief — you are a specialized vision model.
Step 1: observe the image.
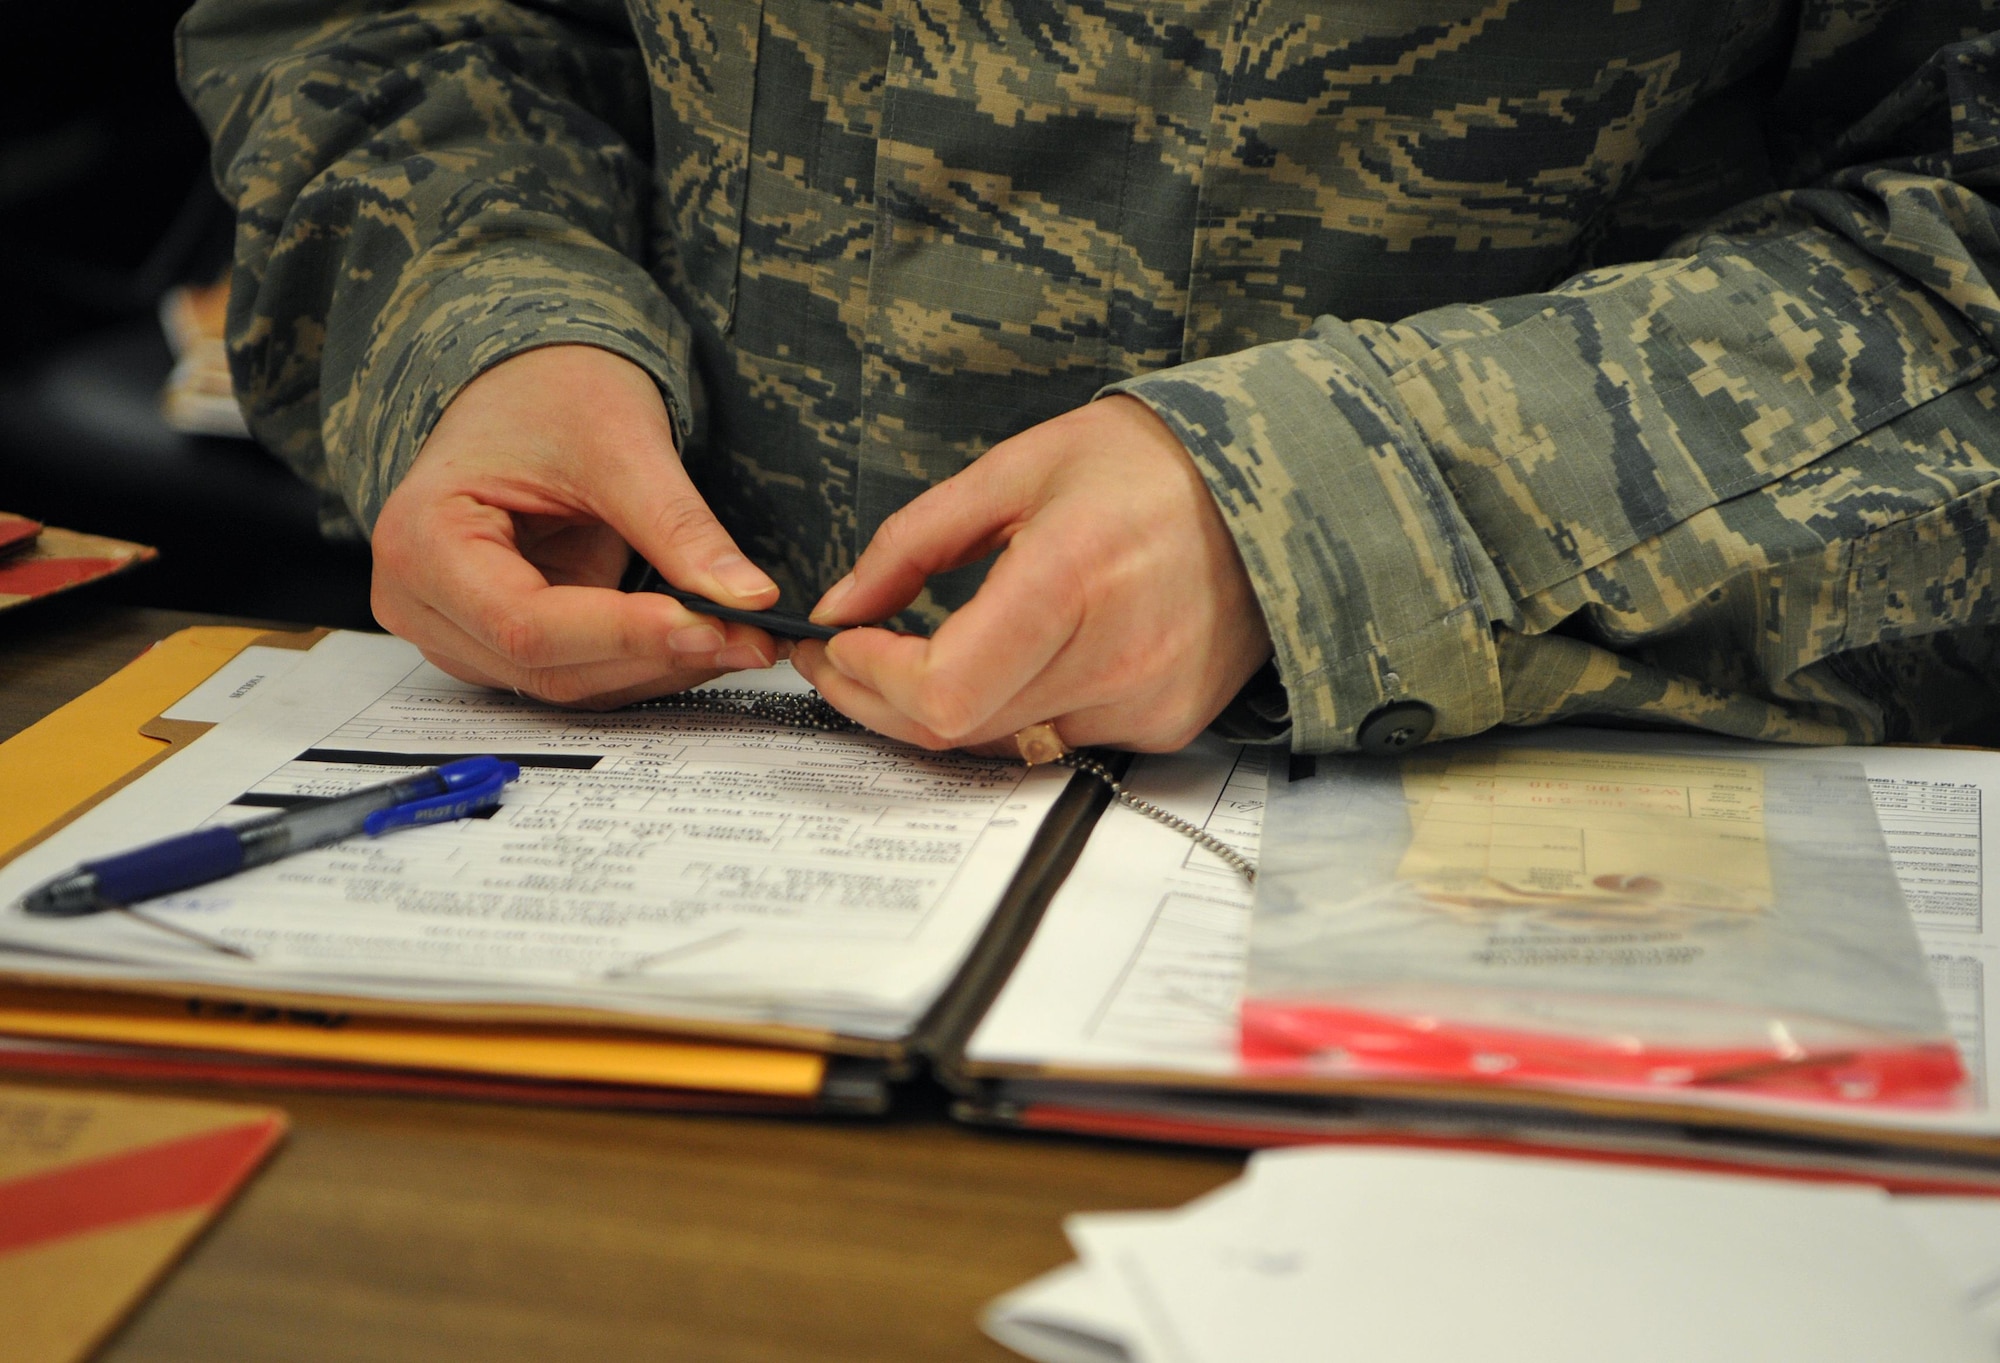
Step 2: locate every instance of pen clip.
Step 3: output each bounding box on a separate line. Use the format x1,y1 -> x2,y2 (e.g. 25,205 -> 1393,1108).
363,762 -> 518,836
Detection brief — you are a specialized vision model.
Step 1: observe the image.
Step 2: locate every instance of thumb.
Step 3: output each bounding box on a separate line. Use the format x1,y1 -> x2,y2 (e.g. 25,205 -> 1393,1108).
594,448 -> 778,608
812,456 -> 1032,625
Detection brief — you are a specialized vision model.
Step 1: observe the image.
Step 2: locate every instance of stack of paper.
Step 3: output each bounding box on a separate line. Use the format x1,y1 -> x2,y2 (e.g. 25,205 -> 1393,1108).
0,629 -> 1080,1110
0,633 -> 1070,1040
985,1148 -> 2000,1363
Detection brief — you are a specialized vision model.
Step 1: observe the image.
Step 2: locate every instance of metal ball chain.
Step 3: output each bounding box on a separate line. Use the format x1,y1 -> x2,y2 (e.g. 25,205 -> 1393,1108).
627,692 -> 1259,884
1059,753 -> 1258,885
629,689 -> 865,733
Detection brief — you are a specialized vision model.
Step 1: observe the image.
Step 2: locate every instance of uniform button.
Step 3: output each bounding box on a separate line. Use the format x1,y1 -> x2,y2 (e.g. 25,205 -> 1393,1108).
1355,702 -> 1434,754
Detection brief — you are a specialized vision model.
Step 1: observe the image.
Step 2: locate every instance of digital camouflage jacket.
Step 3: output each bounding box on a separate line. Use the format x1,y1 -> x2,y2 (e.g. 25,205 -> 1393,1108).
179,0 -> 2000,752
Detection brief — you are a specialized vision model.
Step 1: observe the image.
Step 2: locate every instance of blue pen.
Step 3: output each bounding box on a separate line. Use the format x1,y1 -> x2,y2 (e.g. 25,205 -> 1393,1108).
19,756 -> 520,918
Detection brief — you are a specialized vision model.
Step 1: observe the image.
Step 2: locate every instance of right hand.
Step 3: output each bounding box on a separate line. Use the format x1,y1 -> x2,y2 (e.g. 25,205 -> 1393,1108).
370,344 -> 784,708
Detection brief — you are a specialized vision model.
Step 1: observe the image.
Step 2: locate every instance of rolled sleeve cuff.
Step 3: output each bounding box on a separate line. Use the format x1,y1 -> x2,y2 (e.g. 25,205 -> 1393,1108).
1107,321 -> 1504,752
324,237 -> 694,534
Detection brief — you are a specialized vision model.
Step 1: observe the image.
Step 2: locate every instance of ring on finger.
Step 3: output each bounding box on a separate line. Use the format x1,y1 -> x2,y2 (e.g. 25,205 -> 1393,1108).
1013,720 -> 1070,765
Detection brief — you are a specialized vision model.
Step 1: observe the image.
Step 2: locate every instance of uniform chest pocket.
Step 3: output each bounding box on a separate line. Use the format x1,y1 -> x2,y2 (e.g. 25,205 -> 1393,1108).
633,0 -> 765,333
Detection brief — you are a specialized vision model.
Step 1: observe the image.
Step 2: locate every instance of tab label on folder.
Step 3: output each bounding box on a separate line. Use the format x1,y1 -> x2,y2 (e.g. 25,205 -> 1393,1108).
159,647 -> 310,725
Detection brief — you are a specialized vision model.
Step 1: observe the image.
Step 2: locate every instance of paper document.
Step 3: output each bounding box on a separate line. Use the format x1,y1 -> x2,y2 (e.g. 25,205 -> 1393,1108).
0,632 -> 1071,1038
986,1149 -> 1989,1363
968,737 -> 1261,1074
1397,748 -> 1772,914
984,1257 -> 1149,1363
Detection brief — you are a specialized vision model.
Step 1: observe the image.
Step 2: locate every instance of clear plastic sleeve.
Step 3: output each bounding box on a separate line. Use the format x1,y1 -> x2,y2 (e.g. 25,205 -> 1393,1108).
1241,732 -> 1964,1106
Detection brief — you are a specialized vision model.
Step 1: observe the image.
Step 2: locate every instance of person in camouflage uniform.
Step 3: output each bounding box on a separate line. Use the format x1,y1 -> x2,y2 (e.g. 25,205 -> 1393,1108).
179,1 -> 2000,755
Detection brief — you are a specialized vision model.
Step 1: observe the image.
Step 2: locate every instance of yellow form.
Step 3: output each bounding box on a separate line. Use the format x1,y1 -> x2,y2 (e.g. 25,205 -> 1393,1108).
1396,748 -> 1772,919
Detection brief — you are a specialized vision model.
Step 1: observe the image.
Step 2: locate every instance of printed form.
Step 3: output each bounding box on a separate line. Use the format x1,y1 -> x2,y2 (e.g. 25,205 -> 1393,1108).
967,739 -> 2000,1133
1395,748 -> 1773,914
0,632 -> 1071,1038
970,736 -> 1261,1074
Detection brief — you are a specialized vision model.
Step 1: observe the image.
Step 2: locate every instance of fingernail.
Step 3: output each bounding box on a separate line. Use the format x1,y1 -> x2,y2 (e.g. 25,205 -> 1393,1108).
822,639 -> 856,679
710,553 -> 775,602
718,644 -> 767,671
810,573 -> 856,624
670,625 -> 725,654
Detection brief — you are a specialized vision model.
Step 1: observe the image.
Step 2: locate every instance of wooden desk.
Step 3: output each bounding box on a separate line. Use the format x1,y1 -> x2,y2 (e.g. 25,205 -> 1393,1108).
0,598 -> 1241,1363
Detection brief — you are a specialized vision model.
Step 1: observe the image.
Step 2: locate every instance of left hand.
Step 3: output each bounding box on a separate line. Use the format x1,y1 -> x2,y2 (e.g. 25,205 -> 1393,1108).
792,395 -> 1273,753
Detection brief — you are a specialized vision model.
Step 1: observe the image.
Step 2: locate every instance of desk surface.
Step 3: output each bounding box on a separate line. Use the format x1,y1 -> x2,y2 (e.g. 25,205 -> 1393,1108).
0,598 -> 1240,1363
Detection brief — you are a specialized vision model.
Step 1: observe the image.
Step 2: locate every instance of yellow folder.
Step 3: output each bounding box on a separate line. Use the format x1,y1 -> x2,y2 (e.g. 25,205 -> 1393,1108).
0,986 -> 821,1095
0,626 -> 284,864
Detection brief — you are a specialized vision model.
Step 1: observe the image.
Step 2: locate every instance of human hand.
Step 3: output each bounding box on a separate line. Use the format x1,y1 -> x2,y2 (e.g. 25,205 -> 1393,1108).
791,395 -> 1273,753
370,345 -> 784,707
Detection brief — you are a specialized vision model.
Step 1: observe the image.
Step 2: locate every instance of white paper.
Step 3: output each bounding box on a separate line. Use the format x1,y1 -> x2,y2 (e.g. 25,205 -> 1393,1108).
986,1167 -> 2000,1363
158,644 -> 310,723
1814,747 -> 2000,1113
1889,1195 -> 2000,1356
984,1187 -> 1261,1363
1897,1197 -> 2000,1297
983,1200 -> 1257,1363
968,739 -> 2000,1139
967,737 -> 1260,1075
1060,1185 -> 1255,1363
0,632 -> 1071,1037
980,1262 -> 1139,1363
1115,1148 -> 1982,1363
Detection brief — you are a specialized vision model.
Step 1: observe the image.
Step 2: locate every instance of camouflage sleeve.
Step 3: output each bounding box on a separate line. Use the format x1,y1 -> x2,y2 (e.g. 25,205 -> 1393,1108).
177,0 -> 692,538
1113,27 -> 2000,753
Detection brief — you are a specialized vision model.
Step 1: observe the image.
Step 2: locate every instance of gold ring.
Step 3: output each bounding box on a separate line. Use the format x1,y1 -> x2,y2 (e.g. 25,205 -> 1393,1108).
1013,721 -> 1070,765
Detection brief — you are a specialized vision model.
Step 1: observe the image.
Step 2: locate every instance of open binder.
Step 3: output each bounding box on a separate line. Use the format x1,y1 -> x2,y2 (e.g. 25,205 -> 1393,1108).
7,627 -> 2000,1190
937,740 -> 2000,1193
0,626 -> 1103,1116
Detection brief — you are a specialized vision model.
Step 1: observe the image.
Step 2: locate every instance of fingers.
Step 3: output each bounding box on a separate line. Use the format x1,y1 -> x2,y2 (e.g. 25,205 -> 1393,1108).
405,604 -> 727,708
376,514 -> 780,707
596,450 -> 779,610
395,589 -> 768,708
378,505 -> 779,679
792,641 -> 961,749
795,396 -> 1274,755
464,343 -> 779,612
425,512 -> 775,667
811,450 -> 1040,627
817,525 -> 1085,740
797,644 -> 1000,750
797,639 -> 1185,753
369,345 -> 793,701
